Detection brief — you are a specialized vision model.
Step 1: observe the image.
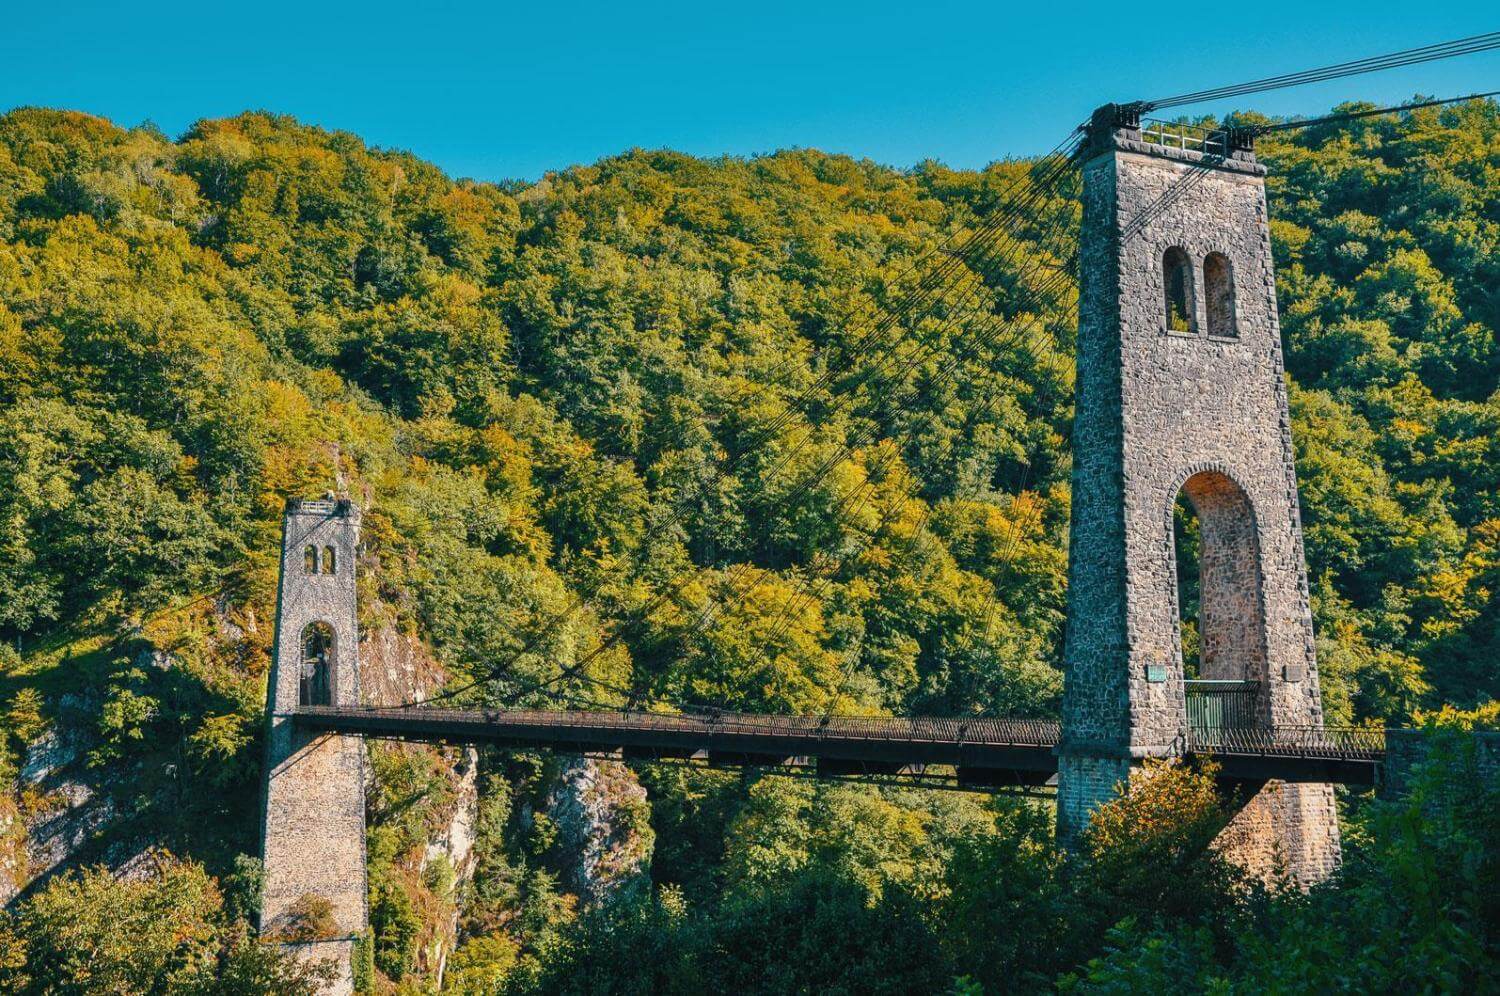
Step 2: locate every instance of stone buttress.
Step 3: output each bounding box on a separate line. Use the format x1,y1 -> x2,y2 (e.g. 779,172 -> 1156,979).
1055,106 -> 1340,885
259,498 -> 369,993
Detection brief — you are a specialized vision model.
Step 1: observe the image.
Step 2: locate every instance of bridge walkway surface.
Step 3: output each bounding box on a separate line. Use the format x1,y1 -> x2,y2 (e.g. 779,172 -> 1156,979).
295,706 -> 1387,788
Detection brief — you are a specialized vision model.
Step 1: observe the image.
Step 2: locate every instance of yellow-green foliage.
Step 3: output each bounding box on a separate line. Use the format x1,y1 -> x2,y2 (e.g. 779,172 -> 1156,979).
0,853 -> 328,993
0,98 -> 1499,991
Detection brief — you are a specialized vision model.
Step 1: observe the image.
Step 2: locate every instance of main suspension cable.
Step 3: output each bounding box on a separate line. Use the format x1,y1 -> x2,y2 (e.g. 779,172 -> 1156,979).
1144,30 -> 1500,111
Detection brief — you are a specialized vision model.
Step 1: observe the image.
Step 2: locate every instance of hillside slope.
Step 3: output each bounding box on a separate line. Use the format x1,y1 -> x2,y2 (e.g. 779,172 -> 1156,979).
0,100 -> 1497,990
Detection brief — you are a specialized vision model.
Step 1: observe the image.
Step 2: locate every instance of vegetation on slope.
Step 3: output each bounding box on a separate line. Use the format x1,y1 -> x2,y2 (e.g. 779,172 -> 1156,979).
0,96 -> 1496,990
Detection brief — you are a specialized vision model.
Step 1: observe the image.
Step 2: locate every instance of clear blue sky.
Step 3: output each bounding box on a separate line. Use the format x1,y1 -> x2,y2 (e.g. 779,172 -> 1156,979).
3,2 -> 1496,182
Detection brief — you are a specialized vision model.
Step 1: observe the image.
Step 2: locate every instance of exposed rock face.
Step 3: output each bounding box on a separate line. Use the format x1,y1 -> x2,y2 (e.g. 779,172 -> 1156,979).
423,748 -> 481,886
545,756 -> 653,905
7,695 -> 114,904
423,746 -> 480,987
0,805 -> 20,904
360,621 -> 480,988
360,623 -> 446,707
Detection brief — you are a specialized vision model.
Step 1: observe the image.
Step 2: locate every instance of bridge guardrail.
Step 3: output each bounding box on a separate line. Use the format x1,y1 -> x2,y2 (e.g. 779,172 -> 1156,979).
440,708 -> 1065,747
297,706 -> 1386,766
1139,119 -> 1233,157
1188,724 -> 1386,760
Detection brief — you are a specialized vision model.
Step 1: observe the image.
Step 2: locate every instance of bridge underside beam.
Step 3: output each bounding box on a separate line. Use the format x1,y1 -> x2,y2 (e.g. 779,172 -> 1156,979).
1200,752 -> 1379,786
294,706 -> 1062,780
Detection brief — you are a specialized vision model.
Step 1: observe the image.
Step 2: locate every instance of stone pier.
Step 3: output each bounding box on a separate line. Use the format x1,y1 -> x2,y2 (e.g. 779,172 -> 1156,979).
1056,106 -> 1341,885
259,498 -> 369,993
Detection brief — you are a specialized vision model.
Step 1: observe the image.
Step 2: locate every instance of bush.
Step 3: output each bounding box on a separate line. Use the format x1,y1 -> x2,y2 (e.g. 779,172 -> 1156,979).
272,893 -> 340,943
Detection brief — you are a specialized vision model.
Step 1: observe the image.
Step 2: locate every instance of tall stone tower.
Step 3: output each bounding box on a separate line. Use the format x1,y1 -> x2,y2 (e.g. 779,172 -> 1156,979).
1056,105 -> 1340,884
260,498 -> 368,993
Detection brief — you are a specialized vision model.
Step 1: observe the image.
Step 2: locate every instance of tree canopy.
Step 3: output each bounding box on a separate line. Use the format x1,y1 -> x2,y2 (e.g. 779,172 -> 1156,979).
0,97 -> 1498,990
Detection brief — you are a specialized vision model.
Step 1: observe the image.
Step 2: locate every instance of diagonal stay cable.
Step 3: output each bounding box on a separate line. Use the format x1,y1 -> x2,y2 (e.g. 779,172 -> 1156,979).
400,140 -> 1086,709
722,317 -> 1073,715
496,257 -> 1083,708
435,247 -> 1081,712
708,295 -> 1075,694
412,138 -> 1082,682
1248,89 -> 1500,134
429,234 -> 1081,710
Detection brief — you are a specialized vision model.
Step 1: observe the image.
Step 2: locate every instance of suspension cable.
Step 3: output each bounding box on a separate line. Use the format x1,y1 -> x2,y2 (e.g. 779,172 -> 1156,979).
400,137 -> 1086,709
1142,30 -> 1500,111
1249,89 -> 1500,133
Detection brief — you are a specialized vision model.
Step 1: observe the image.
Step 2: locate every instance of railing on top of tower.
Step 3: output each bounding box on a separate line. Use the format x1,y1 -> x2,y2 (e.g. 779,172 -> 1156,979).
1138,120 -> 1242,157
1080,102 -> 1256,160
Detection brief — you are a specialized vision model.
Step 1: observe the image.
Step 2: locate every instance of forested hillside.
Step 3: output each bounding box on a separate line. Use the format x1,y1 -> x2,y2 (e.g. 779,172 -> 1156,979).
0,99 -> 1497,991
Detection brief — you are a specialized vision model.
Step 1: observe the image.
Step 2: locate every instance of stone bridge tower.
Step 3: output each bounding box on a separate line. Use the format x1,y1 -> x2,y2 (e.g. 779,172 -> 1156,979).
1056,105 -> 1340,884
260,498 -> 368,993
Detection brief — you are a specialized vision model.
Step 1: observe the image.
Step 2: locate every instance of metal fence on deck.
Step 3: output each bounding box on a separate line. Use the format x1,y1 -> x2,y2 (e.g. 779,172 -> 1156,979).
298,705 -> 1385,768
1185,679 -> 1260,731
1189,724 -> 1386,760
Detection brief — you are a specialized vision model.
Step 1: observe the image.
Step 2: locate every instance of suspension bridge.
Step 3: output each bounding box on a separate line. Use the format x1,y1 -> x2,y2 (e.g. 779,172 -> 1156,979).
296,703 -> 1388,788
255,32 -> 1500,993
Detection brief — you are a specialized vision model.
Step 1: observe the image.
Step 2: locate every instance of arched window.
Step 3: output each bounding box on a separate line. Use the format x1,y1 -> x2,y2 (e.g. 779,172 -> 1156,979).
303,546 -> 319,575
1203,252 -> 1236,337
1162,247 -> 1195,333
300,622 -> 335,706
322,545 -> 337,575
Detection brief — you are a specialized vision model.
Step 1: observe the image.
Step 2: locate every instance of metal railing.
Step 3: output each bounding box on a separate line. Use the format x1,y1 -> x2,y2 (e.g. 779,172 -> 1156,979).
306,706 -> 1063,748
1185,679 -> 1260,731
1139,119 -> 1233,157
1188,724 -> 1386,760
298,706 -> 1386,765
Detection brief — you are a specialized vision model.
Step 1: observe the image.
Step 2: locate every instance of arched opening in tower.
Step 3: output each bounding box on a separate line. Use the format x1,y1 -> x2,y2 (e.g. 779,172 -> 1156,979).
300,622 -> 335,706
1162,246 -> 1195,333
1173,471 -> 1268,731
1203,252 -> 1236,337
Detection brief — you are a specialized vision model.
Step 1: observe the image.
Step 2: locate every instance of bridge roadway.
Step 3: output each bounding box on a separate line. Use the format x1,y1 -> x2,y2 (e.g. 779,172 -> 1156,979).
295,706 -> 1387,788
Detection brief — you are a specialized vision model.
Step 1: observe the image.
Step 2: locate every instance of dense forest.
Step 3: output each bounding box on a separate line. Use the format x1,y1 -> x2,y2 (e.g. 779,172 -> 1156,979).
0,97 -> 1497,992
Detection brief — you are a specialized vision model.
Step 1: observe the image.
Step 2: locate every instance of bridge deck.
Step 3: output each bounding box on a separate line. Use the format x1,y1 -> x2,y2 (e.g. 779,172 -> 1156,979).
294,707 -> 1385,787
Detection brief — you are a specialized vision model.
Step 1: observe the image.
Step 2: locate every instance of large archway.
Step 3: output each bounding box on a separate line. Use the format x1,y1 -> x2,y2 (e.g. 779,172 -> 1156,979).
300,622 -> 335,706
1172,471 -> 1269,730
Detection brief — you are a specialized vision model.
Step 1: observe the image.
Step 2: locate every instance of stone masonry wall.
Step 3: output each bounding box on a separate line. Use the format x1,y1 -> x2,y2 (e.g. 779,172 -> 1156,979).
1058,147 -> 1131,760
1214,780 -> 1341,888
260,500 -> 369,995
1058,118 -> 1340,883
1055,754 -> 1131,847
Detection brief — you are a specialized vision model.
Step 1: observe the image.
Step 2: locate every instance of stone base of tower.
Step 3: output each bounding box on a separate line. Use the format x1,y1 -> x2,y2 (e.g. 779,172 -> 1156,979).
1059,755 -> 1342,888
1214,780 -> 1340,888
260,717 -> 368,995
1055,751 -> 1133,848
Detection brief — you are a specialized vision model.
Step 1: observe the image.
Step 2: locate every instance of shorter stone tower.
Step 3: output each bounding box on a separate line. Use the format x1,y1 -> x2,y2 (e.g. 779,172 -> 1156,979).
260,498 -> 368,993
1056,105 -> 1340,885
